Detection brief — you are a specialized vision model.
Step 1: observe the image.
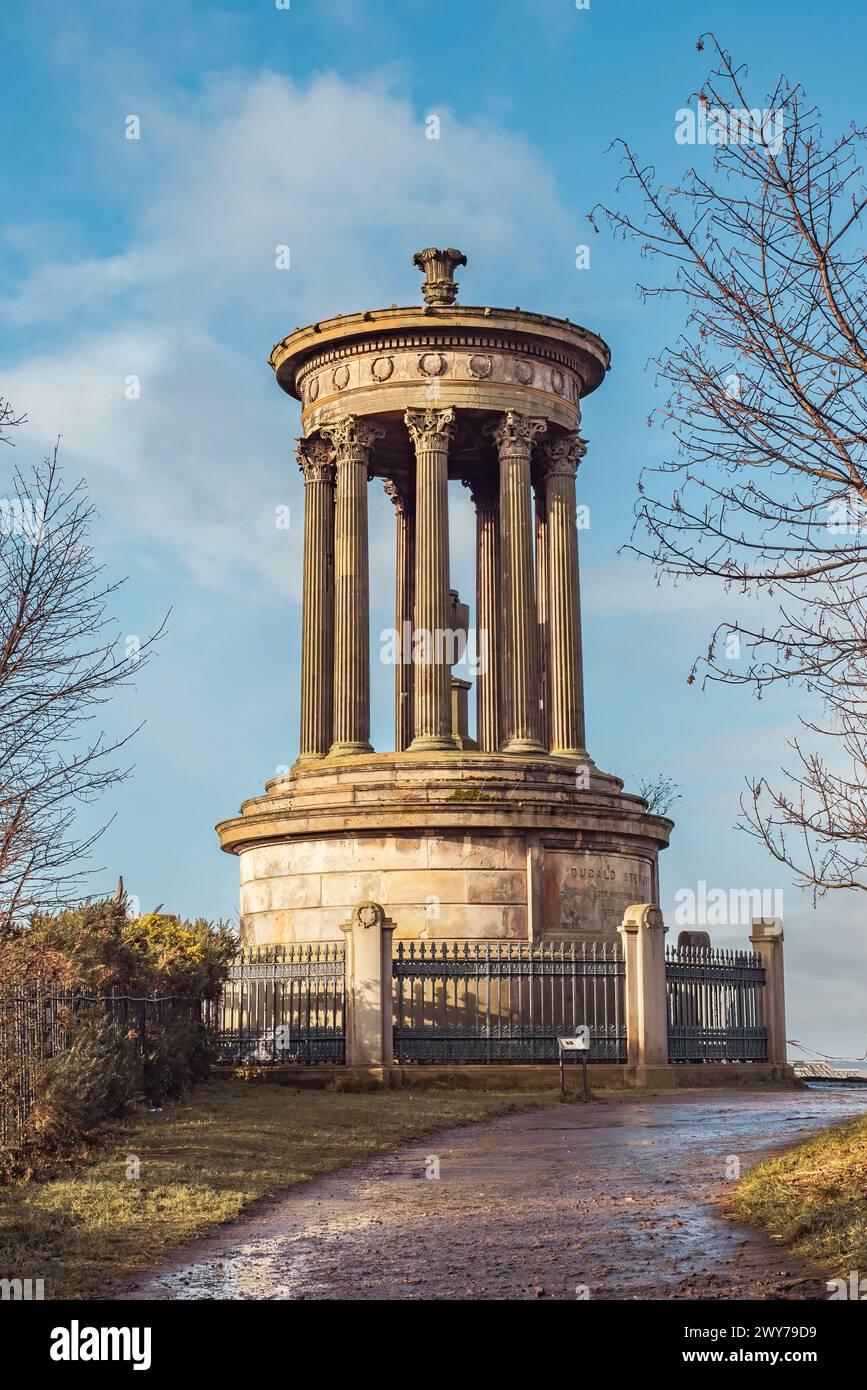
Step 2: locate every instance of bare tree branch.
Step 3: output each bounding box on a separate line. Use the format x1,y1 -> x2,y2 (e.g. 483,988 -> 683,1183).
592,35 -> 867,895
0,400 -> 166,931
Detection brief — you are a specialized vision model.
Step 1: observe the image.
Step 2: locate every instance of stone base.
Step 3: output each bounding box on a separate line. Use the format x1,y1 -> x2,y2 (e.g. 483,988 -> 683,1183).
217,750 -> 672,946
215,1062 -> 798,1092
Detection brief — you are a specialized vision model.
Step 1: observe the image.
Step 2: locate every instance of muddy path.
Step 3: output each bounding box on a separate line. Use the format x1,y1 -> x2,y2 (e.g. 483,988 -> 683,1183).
113,1088 -> 866,1301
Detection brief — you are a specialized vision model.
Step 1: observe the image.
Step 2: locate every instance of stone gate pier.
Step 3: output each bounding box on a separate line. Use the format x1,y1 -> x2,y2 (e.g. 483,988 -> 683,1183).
217,248 -> 672,945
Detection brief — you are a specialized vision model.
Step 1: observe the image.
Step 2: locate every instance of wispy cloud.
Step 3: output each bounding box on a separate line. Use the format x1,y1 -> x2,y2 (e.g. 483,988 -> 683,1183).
2,69 -> 573,593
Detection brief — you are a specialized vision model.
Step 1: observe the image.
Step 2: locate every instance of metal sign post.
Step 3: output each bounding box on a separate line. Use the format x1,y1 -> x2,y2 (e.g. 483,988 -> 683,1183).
558,1029 -> 591,1101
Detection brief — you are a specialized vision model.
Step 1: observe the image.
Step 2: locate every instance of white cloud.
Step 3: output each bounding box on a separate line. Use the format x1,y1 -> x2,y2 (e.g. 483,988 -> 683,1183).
4,326 -> 294,596
1,70 -> 573,593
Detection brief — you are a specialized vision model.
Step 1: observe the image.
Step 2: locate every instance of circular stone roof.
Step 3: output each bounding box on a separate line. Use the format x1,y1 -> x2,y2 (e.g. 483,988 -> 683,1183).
271,304 -> 611,401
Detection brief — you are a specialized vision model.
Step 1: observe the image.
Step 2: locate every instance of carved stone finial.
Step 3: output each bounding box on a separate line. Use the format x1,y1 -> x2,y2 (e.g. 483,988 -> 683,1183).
412,247 -> 467,306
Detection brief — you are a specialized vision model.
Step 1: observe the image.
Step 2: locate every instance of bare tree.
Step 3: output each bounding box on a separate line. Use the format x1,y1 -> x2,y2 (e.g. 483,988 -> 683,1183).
592,34 -> 867,896
0,401 -> 163,932
637,774 -> 681,819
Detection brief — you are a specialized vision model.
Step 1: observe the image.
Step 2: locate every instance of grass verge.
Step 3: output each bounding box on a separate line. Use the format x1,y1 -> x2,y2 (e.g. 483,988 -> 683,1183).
0,1078 -> 555,1299
731,1112 -> 867,1275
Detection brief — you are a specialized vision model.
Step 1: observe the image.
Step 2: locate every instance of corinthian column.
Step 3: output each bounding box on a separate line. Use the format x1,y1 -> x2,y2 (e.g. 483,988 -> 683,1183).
485,411 -> 547,753
533,473 -> 550,750
405,407 -> 456,751
385,478 -> 415,752
321,416 -> 384,756
465,473 -> 500,753
541,431 -> 588,756
296,436 -> 336,760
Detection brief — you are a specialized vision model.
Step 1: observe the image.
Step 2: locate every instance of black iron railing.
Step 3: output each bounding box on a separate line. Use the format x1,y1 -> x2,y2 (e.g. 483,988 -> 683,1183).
0,988 -> 191,1156
207,944 -> 345,1064
393,940 -> 626,1063
666,945 -> 767,1062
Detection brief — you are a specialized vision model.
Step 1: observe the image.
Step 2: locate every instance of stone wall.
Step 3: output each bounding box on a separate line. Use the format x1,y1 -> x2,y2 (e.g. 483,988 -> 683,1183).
238,830 -> 660,946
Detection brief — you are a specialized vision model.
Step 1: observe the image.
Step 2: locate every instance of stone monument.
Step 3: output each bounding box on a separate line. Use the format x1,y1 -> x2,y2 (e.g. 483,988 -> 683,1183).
217,249 -> 673,944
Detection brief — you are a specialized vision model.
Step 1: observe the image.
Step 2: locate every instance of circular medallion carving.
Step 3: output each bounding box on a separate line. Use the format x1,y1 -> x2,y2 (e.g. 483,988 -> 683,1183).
516,361 -> 534,386
468,353 -> 492,379
333,364 -> 350,390
371,356 -> 394,381
418,352 -> 447,378
354,902 -> 384,929
551,368 -> 565,395
307,375 -> 320,402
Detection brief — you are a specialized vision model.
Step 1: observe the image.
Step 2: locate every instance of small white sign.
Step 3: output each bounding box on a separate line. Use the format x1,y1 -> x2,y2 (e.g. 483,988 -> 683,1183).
559,1033 -> 590,1053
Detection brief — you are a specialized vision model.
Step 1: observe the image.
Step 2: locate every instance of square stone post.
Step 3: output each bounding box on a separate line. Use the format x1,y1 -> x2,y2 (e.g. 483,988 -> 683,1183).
750,917 -> 787,1066
340,902 -> 394,1069
618,903 -> 673,1087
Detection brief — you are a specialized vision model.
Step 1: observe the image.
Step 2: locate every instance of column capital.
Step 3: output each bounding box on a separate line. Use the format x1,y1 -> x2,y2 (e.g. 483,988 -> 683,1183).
462,471 -> 497,512
539,431 -> 588,478
384,476 -> 415,515
484,410 -> 547,454
321,415 -> 385,462
296,435 -> 336,483
404,406 -> 457,448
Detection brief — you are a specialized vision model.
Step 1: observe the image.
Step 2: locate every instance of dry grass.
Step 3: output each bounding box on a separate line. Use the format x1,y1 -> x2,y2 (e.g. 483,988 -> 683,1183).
0,1078 -> 554,1299
731,1112 -> 867,1274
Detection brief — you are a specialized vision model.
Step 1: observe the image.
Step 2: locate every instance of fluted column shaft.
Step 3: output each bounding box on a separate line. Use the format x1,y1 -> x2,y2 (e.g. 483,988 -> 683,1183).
321,416 -> 383,755
405,407 -> 456,750
387,481 -> 415,752
543,432 -> 587,755
296,438 -> 336,759
534,476 -> 550,750
486,411 -> 547,753
468,476 -> 500,752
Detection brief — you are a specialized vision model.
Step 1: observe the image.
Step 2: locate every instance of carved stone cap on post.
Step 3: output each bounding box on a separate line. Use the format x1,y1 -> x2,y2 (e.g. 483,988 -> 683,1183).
340,901 -> 394,933
750,916 -> 783,942
619,902 -> 666,936
412,247 -> 467,306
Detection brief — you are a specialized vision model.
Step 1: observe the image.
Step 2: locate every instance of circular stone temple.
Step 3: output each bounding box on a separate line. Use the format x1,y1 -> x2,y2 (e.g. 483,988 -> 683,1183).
217,248 -> 672,945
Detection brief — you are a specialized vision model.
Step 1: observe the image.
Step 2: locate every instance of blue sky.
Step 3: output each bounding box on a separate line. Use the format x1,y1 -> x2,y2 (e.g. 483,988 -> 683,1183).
2,0 -> 865,1056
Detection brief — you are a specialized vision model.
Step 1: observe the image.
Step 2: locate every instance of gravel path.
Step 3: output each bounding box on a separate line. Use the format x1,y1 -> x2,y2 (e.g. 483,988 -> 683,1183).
115,1087 -> 866,1301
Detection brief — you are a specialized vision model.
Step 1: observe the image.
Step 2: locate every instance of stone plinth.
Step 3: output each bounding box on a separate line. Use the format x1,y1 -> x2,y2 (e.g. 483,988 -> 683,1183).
217,753 -> 671,947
